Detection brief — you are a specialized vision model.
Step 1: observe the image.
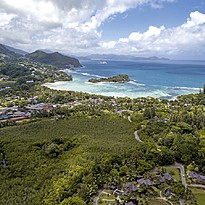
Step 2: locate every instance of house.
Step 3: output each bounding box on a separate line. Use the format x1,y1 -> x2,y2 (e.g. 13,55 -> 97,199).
123,183 -> 137,193
109,185 -> 117,194
26,80 -> 34,83
110,185 -> 117,190
2,159 -> 6,167
164,188 -> 171,197
189,171 -> 205,182
160,173 -> 173,183
0,108 -> 8,116
122,201 -> 137,205
25,103 -> 53,112
137,178 -> 154,186
136,175 -> 143,179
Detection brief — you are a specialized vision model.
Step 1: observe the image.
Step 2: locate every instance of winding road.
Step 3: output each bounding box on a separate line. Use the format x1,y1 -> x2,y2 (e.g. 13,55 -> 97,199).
165,162 -> 187,205
166,162 -> 187,188
127,116 -> 143,143
189,184 -> 205,189
128,116 -> 132,122
93,188 -> 105,205
134,131 -> 143,142
94,116 -> 188,205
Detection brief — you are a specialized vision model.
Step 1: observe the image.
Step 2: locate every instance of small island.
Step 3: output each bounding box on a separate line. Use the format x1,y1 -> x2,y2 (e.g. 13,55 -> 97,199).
88,74 -> 130,83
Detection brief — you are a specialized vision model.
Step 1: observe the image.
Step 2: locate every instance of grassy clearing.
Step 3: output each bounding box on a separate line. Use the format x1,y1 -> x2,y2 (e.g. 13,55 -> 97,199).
167,168 -> 181,182
148,198 -> 167,205
99,194 -> 116,205
191,188 -> 205,205
0,80 -> 15,87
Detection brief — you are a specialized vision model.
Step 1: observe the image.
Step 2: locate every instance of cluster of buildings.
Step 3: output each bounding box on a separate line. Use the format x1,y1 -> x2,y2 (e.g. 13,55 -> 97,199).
0,103 -> 54,125
106,172 -> 174,205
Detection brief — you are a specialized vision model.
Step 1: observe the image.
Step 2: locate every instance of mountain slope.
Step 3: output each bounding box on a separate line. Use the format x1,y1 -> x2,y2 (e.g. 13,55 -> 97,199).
0,44 -> 22,60
5,45 -> 27,55
26,50 -> 82,68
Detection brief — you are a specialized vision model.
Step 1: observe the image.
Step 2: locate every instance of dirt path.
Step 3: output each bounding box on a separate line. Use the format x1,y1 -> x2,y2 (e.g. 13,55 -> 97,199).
93,188 -> 105,205
157,191 -> 173,205
134,130 -> 143,142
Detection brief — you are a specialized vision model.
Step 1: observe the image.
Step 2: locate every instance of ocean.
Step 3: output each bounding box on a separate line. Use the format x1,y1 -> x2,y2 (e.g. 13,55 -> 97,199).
44,59 -> 205,99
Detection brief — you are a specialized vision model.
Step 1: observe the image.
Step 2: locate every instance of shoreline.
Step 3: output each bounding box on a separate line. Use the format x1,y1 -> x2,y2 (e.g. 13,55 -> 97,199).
42,81 -> 199,101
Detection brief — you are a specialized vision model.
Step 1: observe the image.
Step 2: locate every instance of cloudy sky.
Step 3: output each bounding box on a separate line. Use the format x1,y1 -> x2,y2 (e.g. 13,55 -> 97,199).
0,0 -> 205,59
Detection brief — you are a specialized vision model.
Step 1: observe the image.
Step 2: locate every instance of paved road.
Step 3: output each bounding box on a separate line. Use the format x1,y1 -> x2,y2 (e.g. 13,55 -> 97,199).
188,184 -> 205,189
159,191 -> 173,205
166,162 -> 187,188
165,162 -> 187,205
118,110 -> 133,114
127,116 -> 143,143
175,162 -> 187,188
134,131 -> 143,142
93,188 -> 105,205
179,197 -> 185,205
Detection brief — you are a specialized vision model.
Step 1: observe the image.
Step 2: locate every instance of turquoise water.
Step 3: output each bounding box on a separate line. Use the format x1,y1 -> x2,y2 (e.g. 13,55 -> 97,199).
44,60 -> 205,99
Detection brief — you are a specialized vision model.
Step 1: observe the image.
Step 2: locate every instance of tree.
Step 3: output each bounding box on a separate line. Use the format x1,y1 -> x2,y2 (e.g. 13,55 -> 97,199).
44,143 -> 61,157
60,196 -> 86,205
203,84 -> 205,94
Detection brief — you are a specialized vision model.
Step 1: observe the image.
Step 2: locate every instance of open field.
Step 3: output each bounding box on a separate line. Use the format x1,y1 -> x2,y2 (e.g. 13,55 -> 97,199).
190,188 -> 205,205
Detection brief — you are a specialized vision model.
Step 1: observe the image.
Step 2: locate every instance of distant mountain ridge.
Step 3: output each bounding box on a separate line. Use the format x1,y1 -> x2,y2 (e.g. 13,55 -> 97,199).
84,54 -> 169,61
0,44 -> 22,60
5,45 -> 28,55
26,50 -> 82,68
0,43 -> 168,68
0,43 -> 82,68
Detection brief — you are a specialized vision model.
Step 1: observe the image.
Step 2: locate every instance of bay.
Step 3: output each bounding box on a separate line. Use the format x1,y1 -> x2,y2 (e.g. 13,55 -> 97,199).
44,60 -> 205,99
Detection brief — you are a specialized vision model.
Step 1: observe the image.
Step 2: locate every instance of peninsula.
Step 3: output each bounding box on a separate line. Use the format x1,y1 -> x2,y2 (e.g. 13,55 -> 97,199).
88,74 -> 130,83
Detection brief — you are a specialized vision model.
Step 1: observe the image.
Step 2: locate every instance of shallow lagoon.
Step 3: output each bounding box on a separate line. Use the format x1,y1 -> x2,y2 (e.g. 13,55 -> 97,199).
44,60 -> 205,99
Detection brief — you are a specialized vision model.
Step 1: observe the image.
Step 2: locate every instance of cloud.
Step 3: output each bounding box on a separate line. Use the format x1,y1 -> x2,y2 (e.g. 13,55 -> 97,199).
0,0 -> 175,52
0,11 -> 16,26
182,11 -> 205,28
101,41 -> 116,49
100,11 -> 205,58
0,0 -> 204,59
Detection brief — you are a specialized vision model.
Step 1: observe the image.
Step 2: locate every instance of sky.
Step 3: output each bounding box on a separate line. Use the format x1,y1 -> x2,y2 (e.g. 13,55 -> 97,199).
0,0 -> 205,59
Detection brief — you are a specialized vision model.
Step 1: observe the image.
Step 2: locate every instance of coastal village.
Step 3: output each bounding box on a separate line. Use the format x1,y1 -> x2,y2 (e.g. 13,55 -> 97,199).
1,45 -> 205,205
0,92 -> 178,127
1,88 -> 205,205
95,168 -> 205,205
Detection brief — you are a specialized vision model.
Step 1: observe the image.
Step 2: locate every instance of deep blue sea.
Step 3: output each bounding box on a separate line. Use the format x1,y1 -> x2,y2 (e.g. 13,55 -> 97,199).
45,60 -> 205,99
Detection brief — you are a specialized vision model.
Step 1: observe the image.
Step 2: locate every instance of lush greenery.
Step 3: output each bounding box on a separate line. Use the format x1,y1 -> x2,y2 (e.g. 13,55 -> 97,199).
0,114 -> 138,205
190,188 -> 205,205
0,61 -> 72,91
88,74 -> 130,83
25,50 -> 82,68
0,43 -> 21,61
1,56 -> 205,204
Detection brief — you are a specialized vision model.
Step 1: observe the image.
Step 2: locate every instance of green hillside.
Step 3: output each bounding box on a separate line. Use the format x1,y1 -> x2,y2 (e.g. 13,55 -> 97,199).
88,74 -> 130,83
26,50 -> 82,68
0,115 -> 135,205
0,44 -> 22,60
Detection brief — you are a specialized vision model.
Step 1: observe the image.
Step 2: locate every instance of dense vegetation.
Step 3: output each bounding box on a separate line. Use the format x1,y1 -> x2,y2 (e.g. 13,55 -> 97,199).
88,74 -> 130,83
25,50 -> 82,68
0,43 -> 82,69
0,114 -> 138,205
1,84 -> 205,204
0,43 -> 21,61
0,61 -> 72,90
1,57 -> 205,204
